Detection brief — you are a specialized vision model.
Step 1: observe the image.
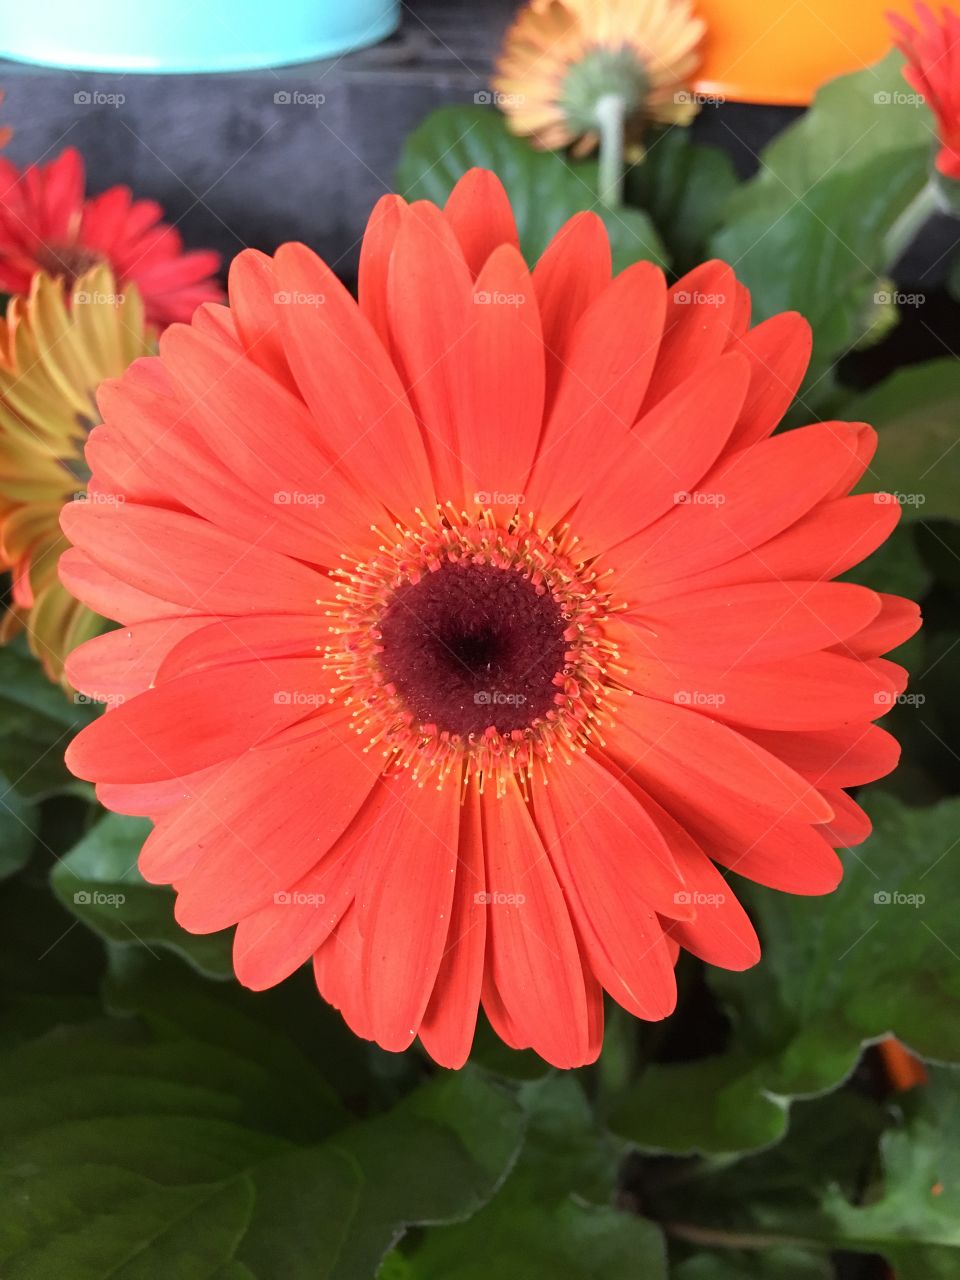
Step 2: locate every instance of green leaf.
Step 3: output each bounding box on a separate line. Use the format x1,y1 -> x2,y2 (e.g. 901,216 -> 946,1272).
655,1071 -> 960,1280
0,646 -> 96,800
50,812 -> 233,980
627,127 -> 739,276
612,793 -> 960,1156
714,149 -> 928,396
710,52 -> 931,392
0,875 -> 105,1046
0,1011 -> 524,1279
845,360 -> 960,521
948,248 -> 960,305
105,948 -> 417,1115
824,1067 -> 960,1277
673,1251 -> 832,1279
722,51 -> 931,200
402,1075 -> 667,1280
916,521 -> 960,588
0,773 -> 36,880
396,105 -> 668,273
842,523 -> 932,602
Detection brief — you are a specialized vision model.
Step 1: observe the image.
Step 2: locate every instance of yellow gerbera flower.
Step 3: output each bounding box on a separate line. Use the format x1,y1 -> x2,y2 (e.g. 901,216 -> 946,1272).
0,266 -> 152,686
493,0 -> 706,156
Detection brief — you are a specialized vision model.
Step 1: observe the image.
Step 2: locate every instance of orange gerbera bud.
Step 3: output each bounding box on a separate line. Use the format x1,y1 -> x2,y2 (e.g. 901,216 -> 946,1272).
493,0 -> 705,156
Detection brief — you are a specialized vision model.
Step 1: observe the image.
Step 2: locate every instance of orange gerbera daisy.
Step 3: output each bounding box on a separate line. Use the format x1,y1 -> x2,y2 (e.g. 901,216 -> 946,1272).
889,3 -> 960,180
0,266 -> 152,684
493,0 -> 705,155
0,147 -> 222,329
62,171 -> 918,1069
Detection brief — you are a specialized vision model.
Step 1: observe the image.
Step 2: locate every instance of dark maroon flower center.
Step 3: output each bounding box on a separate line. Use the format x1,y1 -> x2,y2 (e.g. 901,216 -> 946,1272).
377,561 -> 568,736
35,241 -> 105,285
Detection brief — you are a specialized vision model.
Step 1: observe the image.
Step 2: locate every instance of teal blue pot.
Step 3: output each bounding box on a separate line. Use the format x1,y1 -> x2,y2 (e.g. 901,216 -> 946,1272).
0,0 -> 400,72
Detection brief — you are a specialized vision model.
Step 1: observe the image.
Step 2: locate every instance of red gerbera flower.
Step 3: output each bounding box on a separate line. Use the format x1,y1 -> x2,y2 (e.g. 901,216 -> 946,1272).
60,170 -> 918,1069
889,2 -> 960,180
0,147 -> 221,328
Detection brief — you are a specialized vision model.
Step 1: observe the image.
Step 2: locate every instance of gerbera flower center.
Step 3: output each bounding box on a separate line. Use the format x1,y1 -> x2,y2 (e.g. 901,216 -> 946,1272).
35,242 -> 104,285
560,44 -> 651,135
325,508 -> 623,793
377,561 -> 568,737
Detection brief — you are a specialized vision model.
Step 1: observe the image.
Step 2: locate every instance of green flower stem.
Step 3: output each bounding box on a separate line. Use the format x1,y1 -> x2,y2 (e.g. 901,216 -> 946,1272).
884,178 -> 942,267
595,92 -> 627,208
666,1222 -> 823,1251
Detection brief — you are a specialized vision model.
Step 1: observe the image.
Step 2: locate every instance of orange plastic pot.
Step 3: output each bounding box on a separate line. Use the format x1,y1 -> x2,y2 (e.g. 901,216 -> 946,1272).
692,0 -> 934,105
